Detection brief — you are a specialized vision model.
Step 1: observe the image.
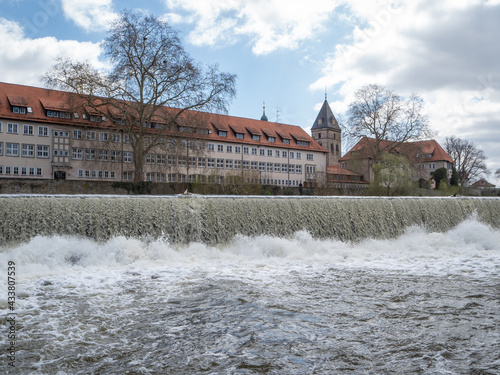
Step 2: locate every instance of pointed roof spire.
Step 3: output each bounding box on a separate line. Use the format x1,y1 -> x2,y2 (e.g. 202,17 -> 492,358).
311,98 -> 341,131
260,102 -> 268,121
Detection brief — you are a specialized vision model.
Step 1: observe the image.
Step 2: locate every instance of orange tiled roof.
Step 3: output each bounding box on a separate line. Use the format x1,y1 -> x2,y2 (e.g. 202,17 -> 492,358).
340,137 -> 453,164
0,81 -> 326,153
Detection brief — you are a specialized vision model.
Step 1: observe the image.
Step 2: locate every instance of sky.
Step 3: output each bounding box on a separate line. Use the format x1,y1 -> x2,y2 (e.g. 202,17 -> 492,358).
0,0 -> 499,183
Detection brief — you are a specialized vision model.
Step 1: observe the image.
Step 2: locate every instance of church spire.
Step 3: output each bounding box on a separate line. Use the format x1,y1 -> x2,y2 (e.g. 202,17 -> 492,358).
260,102 -> 268,121
311,98 -> 340,131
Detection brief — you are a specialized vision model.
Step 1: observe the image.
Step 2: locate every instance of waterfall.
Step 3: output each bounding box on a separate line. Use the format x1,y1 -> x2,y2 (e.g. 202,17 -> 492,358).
1,195 -> 499,245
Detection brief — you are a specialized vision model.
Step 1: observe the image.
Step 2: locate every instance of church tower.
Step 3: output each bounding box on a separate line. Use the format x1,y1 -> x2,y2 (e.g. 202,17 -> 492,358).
311,98 -> 342,166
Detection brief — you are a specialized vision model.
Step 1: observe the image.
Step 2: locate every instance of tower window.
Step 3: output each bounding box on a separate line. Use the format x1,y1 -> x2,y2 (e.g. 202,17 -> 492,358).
318,133 -> 322,139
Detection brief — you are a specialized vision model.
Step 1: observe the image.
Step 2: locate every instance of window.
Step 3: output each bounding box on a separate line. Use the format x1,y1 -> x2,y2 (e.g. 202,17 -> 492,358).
23,124 -> 34,135
297,141 -> 309,146
54,130 -> 69,138
225,159 -> 233,169
85,149 -> 96,161
7,123 -> 18,134
157,154 -> 165,166
36,168 -> 42,176
111,151 -> 121,163
207,158 -> 215,168
306,153 -> 314,161
218,144 -> 224,152
226,145 -> 233,153
21,167 -> 27,176
6,143 -> 19,156
13,167 -> 19,175
275,150 -> 280,157
53,149 -> 69,157
22,144 -> 35,157
189,157 -> 197,167
252,134 -> 260,141
282,151 -> 288,158
243,147 -> 249,155
0,122 -> 2,132
36,126 -> 47,137
123,152 -> 133,163
251,161 -> 258,170
282,163 -> 288,173
178,156 -> 186,167
168,155 -> 176,166
235,146 -> 241,154
290,151 -> 294,159
90,115 -> 103,123
296,165 -> 302,174
235,133 -> 244,139
29,167 -> 35,176
99,132 -> 109,142
98,150 -> 109,162
71,130 -> 82,139
123,134 -> 130,143
37,145 -> 49,158
267,149 -> 273,157
217,158 -> 224,168
234,160 -> 241,169
283,139 -> 290,144
243,160 -> 250,170
124,171 -> 133,181
146,154 -> 156,164
208,143 -> 215,151
296,152 -> 302,160
251,147 -> 257,155
218,130 -> 227,137
289,164 -> 295,174
259,162 -> 266,171
72,148 -> 83,160
5,166 -> 11,175
111,133 -> 121,143
86,131 -> 96,141
275,163 -> 281,173
306,165 -> 316,174
13,106 -> 26,114
268,136 -> 275,143
259,149 -> 265,156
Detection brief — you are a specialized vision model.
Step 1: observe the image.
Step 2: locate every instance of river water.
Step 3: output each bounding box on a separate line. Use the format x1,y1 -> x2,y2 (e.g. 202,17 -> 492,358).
1,217 -> 499,374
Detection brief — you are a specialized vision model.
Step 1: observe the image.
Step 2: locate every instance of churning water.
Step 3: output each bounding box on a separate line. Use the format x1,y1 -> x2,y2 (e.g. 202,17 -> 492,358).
1,196 -> 499,374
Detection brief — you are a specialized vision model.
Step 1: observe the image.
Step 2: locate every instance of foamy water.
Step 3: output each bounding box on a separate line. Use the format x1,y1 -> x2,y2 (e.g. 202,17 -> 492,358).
1,219 -> 500,374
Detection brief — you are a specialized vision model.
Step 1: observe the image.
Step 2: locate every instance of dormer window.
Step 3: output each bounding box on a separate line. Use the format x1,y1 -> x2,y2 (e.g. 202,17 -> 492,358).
218,130 -> 227,137
252,134 -> 260,141
267,136 -> 275,143
283,139 -> 290,144
13,106 -> 27,114
235,133 -> 244,139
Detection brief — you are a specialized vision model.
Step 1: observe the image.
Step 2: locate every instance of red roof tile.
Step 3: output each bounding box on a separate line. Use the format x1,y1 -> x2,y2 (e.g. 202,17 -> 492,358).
0,81 -> 326,153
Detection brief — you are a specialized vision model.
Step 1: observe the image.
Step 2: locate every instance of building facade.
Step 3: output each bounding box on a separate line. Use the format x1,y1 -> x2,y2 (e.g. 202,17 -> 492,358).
0,82 -> 327,187
339,137 -> 454,185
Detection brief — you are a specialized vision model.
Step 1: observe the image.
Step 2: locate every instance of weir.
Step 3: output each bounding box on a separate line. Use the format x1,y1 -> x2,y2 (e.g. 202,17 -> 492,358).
1,195 -> 499,245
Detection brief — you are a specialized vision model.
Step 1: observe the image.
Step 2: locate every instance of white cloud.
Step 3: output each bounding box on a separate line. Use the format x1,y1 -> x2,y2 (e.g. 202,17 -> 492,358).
310,0 -> 500,177
0,18 -> 103,86
61,0 -> 118,32
164,0 -> 342,55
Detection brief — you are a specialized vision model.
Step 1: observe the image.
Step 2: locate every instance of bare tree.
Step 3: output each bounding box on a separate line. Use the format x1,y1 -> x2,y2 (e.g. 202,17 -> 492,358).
444,136 -> 489,184
343,84 -> 432,161
44,10 -> 236,182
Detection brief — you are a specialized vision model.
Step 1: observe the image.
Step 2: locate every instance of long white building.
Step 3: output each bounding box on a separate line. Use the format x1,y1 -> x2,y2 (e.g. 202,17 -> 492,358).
0,82 -> 328,187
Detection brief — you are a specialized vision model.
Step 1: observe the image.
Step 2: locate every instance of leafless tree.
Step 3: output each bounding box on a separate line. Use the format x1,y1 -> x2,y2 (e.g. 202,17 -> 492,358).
44,10 -> 236,182
343,84 -> 432,161
444,136 -> 489,184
